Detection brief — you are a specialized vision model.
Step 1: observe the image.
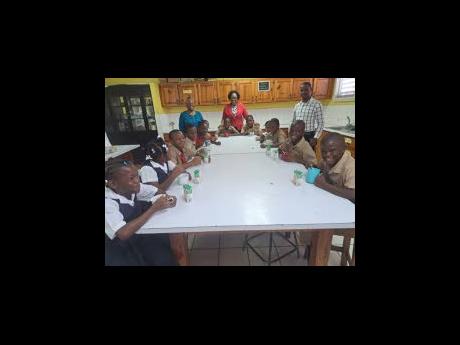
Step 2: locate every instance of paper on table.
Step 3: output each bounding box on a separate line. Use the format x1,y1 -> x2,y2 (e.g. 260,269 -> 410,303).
105,132 -> 112,147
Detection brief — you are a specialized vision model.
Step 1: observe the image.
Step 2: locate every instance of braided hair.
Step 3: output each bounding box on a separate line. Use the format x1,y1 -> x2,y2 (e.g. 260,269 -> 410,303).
143,137 -> 168,162
105,158 -> 134,181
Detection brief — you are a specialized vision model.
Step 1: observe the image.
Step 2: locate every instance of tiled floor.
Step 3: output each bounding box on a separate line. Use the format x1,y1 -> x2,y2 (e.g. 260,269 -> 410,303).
187,232 -> 353,266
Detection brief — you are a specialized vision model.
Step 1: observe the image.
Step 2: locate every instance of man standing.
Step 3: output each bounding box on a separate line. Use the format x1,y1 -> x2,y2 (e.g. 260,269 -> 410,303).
292,82 -> 324,150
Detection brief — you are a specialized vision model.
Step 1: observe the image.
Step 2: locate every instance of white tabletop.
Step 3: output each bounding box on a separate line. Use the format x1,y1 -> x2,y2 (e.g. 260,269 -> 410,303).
105,145 -> 140,161
138,150 -> 355,235
210,135 -> 266,155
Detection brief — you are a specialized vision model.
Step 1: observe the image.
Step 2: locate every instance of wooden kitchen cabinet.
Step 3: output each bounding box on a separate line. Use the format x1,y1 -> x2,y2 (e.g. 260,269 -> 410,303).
292,78 -> 314,102
217,81 -> 236,104
313,78 -> 334,99
236,80 -> 256,104
177,83 -> 198,105
196,81 -> 218,105
273,78 -> 293,102
160,83 -> 180,107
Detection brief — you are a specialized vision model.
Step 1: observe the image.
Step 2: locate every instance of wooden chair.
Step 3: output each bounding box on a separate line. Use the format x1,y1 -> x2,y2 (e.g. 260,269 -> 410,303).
303,230 -> 355,266
330,230 -> 355,266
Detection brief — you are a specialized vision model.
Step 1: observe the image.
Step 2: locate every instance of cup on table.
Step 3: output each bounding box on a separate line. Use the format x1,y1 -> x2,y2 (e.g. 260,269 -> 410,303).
306,167 -> 321,184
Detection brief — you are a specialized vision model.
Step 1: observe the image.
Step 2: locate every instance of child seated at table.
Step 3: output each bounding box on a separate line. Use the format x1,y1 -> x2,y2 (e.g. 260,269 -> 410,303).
260,118 -> 287,148
217,117 -> 240,137
279,120 -> 317,167
314,132 -> 355,203
196,120 -> 221,148
167,129 -> 202,168
105,158 -> 178,266
242,115 -> 263,136
139,138 -> 188,192
202,120 -> 220,143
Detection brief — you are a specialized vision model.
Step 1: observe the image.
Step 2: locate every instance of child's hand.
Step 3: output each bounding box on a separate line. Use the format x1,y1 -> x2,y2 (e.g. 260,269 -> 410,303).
152,195 -> 170,210
173,165 -> 185,175
191,156 -> 201,165
314,174 -> 329,189
280,152 -> 292,162
166,195 -> 177,208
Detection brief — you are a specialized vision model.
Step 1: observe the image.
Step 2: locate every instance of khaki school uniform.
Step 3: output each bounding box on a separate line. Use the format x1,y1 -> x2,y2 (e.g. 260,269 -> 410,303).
321,150 -> 355,189
265,129 -> 287,146
242,123 -> 262,136
167,143 -> 187,166
290,137 -> 317,166
183,137 -> 197,160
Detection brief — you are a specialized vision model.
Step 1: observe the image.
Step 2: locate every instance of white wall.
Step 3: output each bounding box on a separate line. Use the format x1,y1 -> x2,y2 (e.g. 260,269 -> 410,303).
156,103 -> 355,136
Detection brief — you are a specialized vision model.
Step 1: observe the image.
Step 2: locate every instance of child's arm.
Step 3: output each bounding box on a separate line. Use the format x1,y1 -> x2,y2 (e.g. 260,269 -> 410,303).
116,195 -> 176,240
157,165 -> 186,191
314,175 -> 355,203
229,126 -> 241,135
183,156 -> 202,169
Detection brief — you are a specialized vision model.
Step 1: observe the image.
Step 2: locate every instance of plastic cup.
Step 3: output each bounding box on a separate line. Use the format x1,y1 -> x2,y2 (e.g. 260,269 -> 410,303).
306,167 -> 321,184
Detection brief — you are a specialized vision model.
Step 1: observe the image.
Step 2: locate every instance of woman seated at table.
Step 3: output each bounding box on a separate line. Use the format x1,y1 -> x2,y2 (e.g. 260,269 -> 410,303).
242,115 -> 262,136
221,90 -> 249,133
139,138 -> 187,192
105,158 -> 178,266
167,129 -> 202,168
178,97 -> 204,133
217,117 -> 240,137
260,118 -> 287,148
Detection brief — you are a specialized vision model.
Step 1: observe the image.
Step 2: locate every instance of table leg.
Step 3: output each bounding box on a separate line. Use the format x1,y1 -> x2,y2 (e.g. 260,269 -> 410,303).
169,233 -> 190,266
308,230 -> 333,266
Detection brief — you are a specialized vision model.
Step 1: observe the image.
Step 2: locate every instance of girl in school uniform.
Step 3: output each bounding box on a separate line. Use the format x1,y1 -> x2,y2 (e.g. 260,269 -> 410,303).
105,158 -> 178,266
139,138 -> 188,192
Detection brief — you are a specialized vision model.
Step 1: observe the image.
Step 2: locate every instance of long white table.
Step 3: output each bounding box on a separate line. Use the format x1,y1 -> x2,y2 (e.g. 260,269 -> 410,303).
209,135 -> 265,155
138,136 -> 355,266
105,145 -> 140,161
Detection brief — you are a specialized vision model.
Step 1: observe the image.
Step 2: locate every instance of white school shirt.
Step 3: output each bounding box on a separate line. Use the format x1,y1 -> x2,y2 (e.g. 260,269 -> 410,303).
138,160 -> 176,184
105,183 -> 159,240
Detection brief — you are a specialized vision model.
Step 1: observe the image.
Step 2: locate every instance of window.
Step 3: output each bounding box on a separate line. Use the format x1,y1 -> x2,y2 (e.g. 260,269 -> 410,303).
335,78 -> 355,98
105,84 -> 159,145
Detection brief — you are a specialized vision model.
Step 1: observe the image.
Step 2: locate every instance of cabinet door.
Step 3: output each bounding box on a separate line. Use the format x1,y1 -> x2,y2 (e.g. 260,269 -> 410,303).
273,78 -> 293,102
178,83 -> 198,105
160,83 -> 180,107
236,80 -> 256,104
217,81 -> 236,104
255,79 -> 274,103
292,78 -> 313,101
197,81 -> 218,105
313,78 -> 334,99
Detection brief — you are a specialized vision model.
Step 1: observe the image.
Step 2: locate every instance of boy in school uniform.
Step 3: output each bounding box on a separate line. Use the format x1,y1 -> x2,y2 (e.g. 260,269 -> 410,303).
314,132 -> 355,203
196,120 -> 221,148
217,117 -> 240,137
105,158 -> 178,266
167,129 -> 202,167
260,118 -> 287,148
139,139 -> 187,192
242,115 -> 263,136
183,124 -> 198,158
279,120 -> 318,167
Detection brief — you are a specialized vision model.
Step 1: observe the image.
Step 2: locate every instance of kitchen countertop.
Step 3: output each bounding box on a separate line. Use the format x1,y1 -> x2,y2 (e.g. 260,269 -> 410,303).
323,127 -> 355,138
105,145 -> 140,161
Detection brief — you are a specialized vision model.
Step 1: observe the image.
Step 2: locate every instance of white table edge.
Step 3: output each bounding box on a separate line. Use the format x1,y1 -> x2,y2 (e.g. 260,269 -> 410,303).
138,222 -> 355,234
